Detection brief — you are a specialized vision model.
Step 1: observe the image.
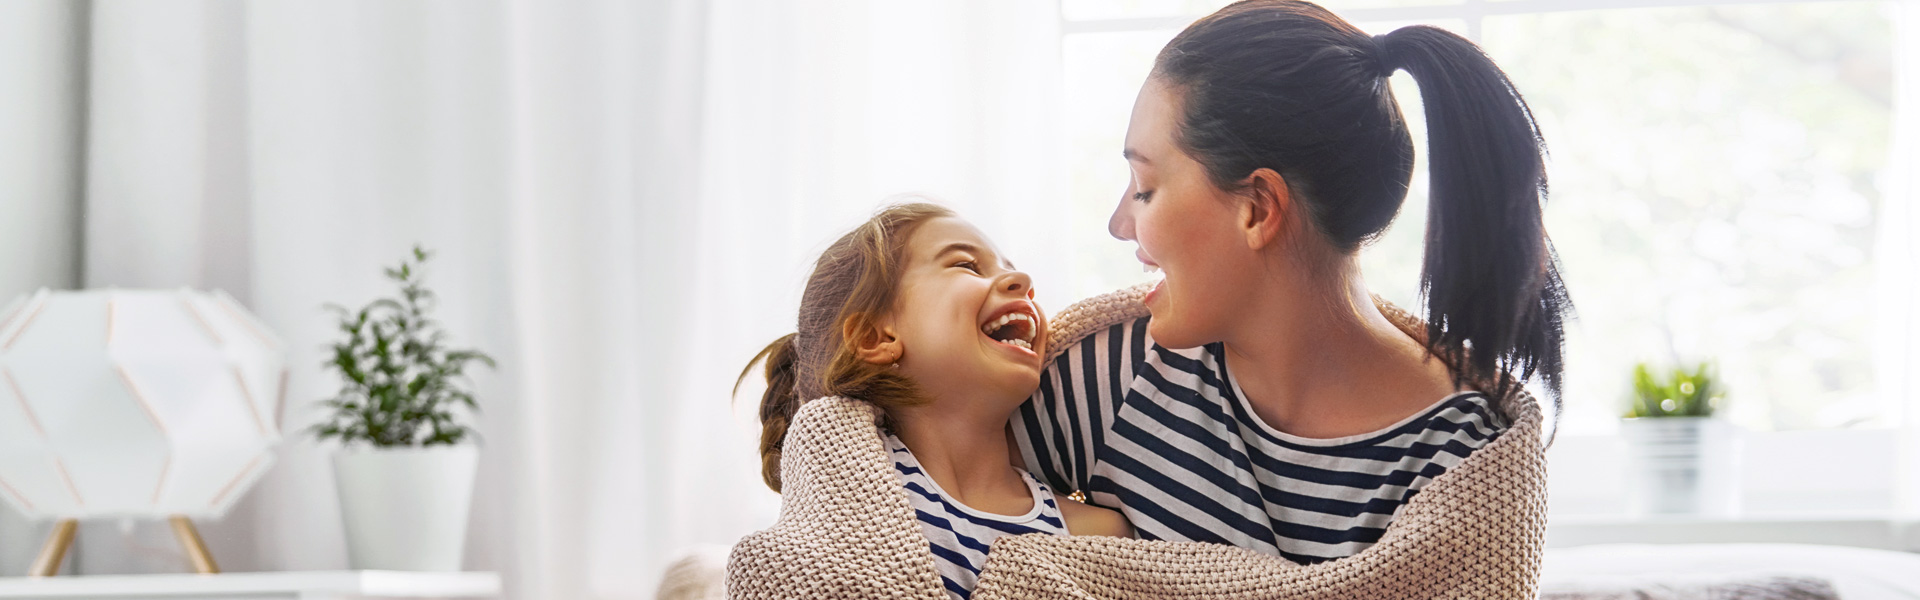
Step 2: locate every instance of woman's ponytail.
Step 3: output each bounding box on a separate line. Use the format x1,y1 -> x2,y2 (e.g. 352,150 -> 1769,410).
1377,26 -> 1570,404
739,333 -> 802,493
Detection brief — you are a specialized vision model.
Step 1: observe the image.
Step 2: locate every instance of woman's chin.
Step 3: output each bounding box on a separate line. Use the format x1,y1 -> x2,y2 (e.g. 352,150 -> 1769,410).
1146,316 -> 1208,350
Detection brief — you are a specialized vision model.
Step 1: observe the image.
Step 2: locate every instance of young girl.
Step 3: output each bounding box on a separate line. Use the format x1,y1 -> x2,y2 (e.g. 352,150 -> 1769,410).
745,203 -> 1130,600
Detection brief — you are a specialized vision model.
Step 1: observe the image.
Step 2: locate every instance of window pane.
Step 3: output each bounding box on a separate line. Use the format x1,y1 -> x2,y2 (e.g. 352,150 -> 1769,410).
1480,3 -> 1896,432
1062,0 -> 1465,23
1064,19 -> 1466,302
1062,31 -> 1176,300
1061,3 -> 1900,433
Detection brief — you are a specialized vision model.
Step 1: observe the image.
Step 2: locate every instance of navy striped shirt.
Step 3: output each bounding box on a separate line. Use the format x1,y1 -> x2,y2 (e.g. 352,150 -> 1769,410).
1010,316 -> 1506,564
886,433 -> 1070,599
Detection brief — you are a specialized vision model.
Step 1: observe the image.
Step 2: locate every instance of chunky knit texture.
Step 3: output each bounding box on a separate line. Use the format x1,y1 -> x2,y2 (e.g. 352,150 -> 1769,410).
727,285 -> 1548,599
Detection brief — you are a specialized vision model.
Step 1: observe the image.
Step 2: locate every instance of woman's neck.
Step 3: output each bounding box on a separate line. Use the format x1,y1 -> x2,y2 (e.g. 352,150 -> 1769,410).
891,401 -> 1034,515
1221,258 -> 1459,439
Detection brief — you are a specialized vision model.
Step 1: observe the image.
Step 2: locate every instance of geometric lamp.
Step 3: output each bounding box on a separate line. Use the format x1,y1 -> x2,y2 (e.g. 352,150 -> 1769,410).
0,288 -> 287,576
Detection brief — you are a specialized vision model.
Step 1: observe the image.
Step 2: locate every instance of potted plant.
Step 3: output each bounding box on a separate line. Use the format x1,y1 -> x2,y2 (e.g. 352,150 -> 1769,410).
1620,361 -> 1735,515
314,246 -> 495,571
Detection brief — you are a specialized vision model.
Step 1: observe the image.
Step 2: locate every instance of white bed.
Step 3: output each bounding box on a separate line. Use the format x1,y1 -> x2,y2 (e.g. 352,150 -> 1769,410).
1543,544 -> 1920,599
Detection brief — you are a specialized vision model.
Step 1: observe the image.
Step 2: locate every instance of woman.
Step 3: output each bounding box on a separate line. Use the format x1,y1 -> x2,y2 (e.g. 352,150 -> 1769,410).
1010,0 -> 1568,565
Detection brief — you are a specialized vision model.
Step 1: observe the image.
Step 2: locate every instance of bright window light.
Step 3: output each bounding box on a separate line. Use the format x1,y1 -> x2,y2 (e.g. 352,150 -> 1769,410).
1060,1 -> 1901,434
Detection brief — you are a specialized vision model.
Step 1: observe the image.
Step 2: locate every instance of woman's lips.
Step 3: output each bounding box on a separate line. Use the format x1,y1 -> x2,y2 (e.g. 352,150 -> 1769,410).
1136,248 -> 1158,270
1138,247 -> 1164,303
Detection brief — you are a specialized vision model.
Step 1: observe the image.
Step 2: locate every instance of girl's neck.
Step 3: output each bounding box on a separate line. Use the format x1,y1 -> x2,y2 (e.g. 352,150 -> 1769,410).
891,401 -> 1033,515
1221,257 -> 1458,439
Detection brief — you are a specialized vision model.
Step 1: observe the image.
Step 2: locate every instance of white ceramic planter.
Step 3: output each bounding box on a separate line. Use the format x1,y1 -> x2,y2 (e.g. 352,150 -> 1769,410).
332,445 -> 479,571
1620,417 -> 1738,515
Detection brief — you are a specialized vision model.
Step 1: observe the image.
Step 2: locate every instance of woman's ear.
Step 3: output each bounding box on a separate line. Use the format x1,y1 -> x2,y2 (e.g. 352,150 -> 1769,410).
1238,168 -> 1291,250
846,317 -> 904,365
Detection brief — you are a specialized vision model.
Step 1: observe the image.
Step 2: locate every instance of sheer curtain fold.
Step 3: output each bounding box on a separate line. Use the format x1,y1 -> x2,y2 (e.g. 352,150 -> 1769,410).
0,0 -> 1064,597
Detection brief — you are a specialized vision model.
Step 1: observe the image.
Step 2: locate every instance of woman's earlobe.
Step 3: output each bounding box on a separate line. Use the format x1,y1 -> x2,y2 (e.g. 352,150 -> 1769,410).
1243,169 -> 1290,250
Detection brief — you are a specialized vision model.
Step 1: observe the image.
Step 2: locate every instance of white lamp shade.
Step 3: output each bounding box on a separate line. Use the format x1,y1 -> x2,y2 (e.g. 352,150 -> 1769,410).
0,288 -> 287,519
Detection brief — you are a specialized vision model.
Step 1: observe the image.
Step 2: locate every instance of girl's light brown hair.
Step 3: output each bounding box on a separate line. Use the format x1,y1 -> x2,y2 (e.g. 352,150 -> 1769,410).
738,202 -> 955,493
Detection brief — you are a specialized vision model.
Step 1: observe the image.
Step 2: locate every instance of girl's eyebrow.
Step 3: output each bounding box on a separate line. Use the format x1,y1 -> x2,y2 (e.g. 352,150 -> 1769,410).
1122,147 -> 1151,165
935,242 -> 1015,271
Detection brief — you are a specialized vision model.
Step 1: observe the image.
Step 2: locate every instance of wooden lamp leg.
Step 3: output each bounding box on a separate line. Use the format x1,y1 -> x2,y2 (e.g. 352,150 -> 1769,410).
168,515 -> 220,574
28,519 -> 77,577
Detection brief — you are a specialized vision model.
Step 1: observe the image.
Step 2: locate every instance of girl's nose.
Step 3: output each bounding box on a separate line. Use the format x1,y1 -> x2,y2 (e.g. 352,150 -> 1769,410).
1002,271 -> 1031,294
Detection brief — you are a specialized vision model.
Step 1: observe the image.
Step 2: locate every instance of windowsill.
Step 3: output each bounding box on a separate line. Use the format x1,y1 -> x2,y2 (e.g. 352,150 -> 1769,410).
1546,426 -> 1905,550
1548,513 -> 1920,551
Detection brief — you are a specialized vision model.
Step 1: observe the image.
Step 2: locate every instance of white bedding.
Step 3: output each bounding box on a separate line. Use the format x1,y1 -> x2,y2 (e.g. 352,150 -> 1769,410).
1544,544 -> 1920,599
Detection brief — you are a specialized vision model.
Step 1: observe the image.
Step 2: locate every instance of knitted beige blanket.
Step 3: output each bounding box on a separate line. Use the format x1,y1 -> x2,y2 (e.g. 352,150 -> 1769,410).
728,285 -> 1548,599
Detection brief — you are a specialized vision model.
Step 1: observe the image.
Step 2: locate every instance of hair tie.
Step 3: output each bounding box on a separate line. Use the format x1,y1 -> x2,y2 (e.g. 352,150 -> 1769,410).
1372,33 -> 1397,77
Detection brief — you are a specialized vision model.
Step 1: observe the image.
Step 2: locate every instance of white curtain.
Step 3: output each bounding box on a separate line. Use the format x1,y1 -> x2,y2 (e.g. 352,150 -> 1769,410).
0,0 -> 1064,598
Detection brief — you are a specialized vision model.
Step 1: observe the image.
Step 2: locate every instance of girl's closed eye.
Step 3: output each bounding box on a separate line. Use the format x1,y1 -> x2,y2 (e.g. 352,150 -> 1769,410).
954,261 -> 981,273
1132,190 -> 1154,202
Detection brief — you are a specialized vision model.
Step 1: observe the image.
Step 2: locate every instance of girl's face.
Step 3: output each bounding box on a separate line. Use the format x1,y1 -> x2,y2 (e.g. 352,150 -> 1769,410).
884,217 -> 1047,408
1109,78 -> 1264,349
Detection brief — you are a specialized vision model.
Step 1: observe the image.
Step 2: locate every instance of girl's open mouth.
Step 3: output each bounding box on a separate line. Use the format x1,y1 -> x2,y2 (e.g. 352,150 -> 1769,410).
980,310 -> 1037,352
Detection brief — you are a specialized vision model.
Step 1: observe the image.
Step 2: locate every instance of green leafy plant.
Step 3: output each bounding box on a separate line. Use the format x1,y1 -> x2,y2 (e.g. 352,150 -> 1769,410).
313,246 -> 495,447
1625,361 -> 1721,418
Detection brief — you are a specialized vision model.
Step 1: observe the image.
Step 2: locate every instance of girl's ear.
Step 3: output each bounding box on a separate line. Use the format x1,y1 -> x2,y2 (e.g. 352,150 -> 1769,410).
1238,168 -> 1291,250
846,316 -> 904,365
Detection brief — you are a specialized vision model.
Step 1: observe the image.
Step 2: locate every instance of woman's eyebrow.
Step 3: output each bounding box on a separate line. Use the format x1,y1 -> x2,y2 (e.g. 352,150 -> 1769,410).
1122,147 -> 1151,164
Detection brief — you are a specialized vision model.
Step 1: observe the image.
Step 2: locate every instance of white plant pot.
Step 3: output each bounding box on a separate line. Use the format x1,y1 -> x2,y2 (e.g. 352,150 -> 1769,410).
332,445 -> 479,571
1620,417 -> 1738,516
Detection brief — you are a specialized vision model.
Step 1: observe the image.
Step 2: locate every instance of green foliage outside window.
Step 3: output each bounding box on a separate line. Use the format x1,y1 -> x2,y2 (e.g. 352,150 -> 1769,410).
1626,362 -> 1722,419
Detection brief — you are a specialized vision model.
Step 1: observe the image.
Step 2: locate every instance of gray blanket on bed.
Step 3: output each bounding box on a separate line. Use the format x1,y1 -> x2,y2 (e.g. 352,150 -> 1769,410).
1542,575 -> 1839,600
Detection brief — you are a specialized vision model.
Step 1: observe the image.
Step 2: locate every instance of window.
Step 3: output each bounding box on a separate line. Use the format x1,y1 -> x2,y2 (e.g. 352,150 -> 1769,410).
1057,0 -> 1905,436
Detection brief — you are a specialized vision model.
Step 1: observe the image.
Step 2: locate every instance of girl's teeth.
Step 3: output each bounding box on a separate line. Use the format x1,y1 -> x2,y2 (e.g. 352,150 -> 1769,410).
981,312 -> 1035,338
1144,264 -> 1161,274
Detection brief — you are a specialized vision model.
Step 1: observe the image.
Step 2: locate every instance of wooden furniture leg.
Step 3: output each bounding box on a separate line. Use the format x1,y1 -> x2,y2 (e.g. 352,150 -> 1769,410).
28,519 -> 77,577
168,515 -> 220,574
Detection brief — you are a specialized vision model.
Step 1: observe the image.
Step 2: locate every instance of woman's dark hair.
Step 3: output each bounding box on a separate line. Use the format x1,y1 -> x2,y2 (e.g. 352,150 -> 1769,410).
1155,1 -> 1570,411
737,203 -> 953,493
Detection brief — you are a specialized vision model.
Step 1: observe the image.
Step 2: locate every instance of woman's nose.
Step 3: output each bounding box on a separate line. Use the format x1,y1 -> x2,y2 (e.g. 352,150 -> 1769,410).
1109,192 -> 1136,241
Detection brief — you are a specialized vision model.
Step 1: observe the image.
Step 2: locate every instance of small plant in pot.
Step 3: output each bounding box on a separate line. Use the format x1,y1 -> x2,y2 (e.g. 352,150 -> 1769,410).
1621,361 -> 1734,515
314,246 -> 493,571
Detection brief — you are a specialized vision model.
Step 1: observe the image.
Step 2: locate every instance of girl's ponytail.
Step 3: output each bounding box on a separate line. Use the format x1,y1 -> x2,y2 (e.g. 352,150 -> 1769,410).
1376,25 -> 1569,404
740,333 -> 801,493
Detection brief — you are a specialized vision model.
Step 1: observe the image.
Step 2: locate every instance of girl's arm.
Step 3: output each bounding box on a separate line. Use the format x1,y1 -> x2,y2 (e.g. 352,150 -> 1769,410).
1056,495 -> 1133,537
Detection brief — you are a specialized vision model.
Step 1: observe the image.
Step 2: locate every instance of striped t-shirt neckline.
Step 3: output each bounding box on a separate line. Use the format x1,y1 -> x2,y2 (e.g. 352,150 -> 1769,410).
1011,316 -> 1508,565
1223,355 -> 1491,447
886,432 -> 1070,600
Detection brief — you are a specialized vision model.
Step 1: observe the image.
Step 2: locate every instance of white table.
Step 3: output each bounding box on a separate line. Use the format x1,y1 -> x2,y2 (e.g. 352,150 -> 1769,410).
0,571 -> 500,600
